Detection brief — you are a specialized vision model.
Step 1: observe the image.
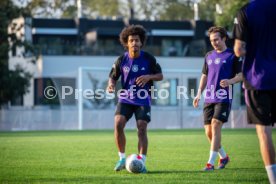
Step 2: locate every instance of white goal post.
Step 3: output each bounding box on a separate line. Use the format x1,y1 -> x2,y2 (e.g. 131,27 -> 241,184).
78,66 -> 111,130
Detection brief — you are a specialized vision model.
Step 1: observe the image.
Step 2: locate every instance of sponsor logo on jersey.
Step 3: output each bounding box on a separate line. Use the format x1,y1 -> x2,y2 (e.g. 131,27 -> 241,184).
132,65 -> 139,72
123,66 -> 130,73
141,67 -> 145,71
215,58 -> 221,64
207,59 -> 212,65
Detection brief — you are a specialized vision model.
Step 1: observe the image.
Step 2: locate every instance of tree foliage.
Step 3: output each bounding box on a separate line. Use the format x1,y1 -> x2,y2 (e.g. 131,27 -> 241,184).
160,0 -> 194,21
15,0 -> 248,28
214,0 -> 248,29
17,0 -> 120,19
197,0 -> 248,29
0,0 -> 34,106
82,0 -> 120,18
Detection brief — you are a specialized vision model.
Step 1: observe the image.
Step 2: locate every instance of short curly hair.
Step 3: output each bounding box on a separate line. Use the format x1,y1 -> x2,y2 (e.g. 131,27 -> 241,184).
119,24 -> 147,49
207,26 -> 228,40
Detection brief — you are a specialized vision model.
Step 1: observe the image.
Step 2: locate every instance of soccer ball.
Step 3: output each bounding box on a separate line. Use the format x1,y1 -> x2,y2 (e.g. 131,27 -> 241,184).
126,154 -> 145,173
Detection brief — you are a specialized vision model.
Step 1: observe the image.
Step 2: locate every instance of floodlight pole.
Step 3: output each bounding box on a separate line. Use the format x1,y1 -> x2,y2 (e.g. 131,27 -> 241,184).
194,3 -> 199,21
77,0 -> 82,18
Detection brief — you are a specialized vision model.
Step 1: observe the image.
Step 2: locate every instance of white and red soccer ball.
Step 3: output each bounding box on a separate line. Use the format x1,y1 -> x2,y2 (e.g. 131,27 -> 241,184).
126,154 -> 145,173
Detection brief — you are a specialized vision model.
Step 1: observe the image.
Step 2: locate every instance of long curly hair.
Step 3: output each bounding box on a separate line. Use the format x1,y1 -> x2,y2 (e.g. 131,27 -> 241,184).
119,25 -> 147,49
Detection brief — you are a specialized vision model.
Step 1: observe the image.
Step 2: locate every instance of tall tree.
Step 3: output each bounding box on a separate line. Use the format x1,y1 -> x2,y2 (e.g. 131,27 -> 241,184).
133,0 -> 165,20
198,0 -> 217,22
19,0 -> 194,21
214,0 -> 248,30
159,0 -> 194,21
0,0 -> 34,107
82,0 -> 120,18
13,0 -> 249,26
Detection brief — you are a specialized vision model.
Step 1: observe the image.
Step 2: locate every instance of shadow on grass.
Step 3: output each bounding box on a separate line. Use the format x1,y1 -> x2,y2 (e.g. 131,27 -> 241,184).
1,168 -> 267,183
147,167 -> 264,174
223,167 -> 264,171
147,170 -> 203,174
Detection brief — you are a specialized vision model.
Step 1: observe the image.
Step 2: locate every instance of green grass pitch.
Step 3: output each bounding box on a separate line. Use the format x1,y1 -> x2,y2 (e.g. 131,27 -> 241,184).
0,129 -> 275,183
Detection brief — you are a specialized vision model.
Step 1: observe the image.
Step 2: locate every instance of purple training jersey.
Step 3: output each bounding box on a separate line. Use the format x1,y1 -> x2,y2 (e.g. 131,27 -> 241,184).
202,48 -> 242,103
233,0 -> 276,90
109,51 -> 162,106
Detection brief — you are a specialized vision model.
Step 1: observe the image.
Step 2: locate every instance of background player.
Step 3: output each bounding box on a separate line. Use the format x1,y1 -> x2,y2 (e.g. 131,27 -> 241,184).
193,26 -> 242,171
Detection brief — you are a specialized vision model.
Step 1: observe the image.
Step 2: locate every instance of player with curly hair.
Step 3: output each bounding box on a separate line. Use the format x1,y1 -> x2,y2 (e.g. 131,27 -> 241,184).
107,25 -> 163,173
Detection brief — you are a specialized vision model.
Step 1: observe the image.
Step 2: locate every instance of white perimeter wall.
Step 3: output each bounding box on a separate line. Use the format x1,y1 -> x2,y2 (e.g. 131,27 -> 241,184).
1,55 -> 246,131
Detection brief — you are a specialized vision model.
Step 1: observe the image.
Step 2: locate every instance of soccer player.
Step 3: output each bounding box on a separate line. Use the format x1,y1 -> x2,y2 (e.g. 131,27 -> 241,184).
107,25 -> 163,173
233,0 -> 276,183
193,26 -> 242,171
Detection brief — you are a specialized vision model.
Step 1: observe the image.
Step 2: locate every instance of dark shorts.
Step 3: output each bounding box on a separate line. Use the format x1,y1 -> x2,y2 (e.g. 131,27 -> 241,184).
203,103 -> 231,125
115,103 -> 151,123
245,90 -> 276,126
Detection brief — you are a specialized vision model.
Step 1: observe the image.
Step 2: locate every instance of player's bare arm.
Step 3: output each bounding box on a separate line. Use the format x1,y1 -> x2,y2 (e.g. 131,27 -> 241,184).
220,72 -> 243,88
107,78 -> 116,93
193,74 -> 207,108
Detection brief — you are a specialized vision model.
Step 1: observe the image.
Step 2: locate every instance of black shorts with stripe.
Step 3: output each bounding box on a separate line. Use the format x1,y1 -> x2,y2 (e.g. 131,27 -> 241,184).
203,103 -> 231,125
115,102 -> 151,123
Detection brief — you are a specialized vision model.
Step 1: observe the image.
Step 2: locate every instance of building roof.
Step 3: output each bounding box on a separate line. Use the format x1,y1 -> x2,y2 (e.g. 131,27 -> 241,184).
32,18 -> 195,36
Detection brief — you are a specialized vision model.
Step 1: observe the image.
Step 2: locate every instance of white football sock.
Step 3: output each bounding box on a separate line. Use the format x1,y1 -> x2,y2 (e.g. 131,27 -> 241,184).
140,154 -> 146,163
265,164 -> 276,184
207,151 -> 218,165
218,147 -> 227,159
118,152 -> 125,160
